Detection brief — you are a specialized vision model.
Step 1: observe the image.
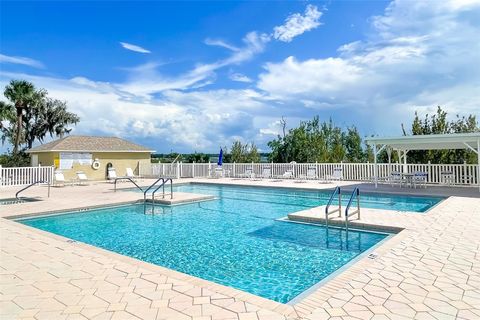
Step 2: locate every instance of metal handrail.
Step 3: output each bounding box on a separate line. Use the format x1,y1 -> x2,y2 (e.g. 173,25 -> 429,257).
325,186 -> 341,227
16,180 -> 50,200
143,177 -> 165,201
345,187 -> 361,231
151,178 -> 173,201
114,177 -> 143,192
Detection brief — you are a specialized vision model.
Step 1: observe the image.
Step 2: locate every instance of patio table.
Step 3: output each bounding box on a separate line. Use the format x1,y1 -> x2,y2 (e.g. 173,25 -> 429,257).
401,173 -> 415,188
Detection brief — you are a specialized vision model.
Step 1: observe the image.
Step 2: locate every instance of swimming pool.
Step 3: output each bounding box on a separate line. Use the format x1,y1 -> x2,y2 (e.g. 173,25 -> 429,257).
156,183 -> 443,213
18,184 -> 436,303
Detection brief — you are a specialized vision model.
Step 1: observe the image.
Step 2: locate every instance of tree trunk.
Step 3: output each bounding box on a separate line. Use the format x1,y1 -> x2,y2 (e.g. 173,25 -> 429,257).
13,106 -> 23,154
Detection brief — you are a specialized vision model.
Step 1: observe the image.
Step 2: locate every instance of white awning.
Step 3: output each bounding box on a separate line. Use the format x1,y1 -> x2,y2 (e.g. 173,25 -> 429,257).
365,133 -> 480,190
365,133 -> 480,151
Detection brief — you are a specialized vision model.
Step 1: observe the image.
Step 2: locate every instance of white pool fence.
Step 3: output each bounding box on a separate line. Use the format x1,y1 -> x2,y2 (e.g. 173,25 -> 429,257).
1,162 -> 478,187
139,162 -> 479,186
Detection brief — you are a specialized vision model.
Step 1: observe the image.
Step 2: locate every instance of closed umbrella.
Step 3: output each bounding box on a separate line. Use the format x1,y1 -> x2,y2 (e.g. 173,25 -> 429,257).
217,148 -> 223,166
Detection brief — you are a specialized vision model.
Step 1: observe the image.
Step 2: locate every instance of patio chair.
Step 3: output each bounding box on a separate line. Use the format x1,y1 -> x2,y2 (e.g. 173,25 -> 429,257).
213,167 -> 224,178
76,171 -> 89,186
253,167 -> 271,181
325,168 -> 343,182
296,167 -> 316,183
238,167 -> 254,179
107,168 -> 117,182
440,171 -> 455,186
413,171 -> 428,189
388,171 -> 403,187
126,168 -> 139,181
54,171 -> 67,187
275,169 -> 294,181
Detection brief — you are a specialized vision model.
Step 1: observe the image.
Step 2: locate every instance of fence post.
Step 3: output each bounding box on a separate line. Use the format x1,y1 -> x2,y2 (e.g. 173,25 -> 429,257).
427,161 -> 431,184
192,161 -> 195,178
233,162 -> 236,177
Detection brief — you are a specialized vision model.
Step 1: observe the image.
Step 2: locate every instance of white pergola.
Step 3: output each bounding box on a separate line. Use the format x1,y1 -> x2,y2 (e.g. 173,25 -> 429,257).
365,133 -> 480,190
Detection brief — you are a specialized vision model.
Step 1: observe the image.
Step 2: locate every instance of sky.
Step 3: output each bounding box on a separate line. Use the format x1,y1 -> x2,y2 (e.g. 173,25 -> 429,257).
1,0 -> 479,153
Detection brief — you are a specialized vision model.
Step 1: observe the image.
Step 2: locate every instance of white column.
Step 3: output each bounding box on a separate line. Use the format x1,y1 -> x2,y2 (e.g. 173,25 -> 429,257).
403,150 -> 408,173
192,161 -> 195,178
374,144 -> 378,188
477,139 -> 480,191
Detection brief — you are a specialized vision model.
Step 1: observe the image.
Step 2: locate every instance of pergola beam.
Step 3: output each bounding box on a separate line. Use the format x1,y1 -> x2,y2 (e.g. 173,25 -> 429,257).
365,133 -> 480,191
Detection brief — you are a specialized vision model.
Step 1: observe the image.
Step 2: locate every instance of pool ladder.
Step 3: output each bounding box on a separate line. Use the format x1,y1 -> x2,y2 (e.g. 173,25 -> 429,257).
324,186 -> 361,230
142,177 -> 173,214
345,188 -> 361,231
325,186 -> 342,227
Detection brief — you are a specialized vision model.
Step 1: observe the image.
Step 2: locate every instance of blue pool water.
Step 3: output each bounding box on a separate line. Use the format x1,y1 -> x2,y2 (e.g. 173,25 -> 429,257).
18,184 -> 440,303
157,183 -> 443,213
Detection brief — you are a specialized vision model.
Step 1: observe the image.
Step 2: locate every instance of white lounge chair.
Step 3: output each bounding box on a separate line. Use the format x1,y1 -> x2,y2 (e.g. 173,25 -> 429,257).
253,167 -> 271,181
126,167 -> 139,181
76,171 -> 89,186
298,167 -> 317,181
107,168 -> 117,181
54,171 -> 67,187
213,167 -> 224,178
325,168 -> 343,182
239,168 -> 254,179
275,169 -> 294,181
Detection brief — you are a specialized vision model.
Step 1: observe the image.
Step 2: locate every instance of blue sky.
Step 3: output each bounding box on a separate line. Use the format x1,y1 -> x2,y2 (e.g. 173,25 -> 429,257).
1,0 -> 479,153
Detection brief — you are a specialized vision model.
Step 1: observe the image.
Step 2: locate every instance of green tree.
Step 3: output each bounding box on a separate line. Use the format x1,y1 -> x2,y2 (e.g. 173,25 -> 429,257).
267,116 -> 366,163
185,152 -> 210,163
3,80 -> 37,153
224,141 -> 260,163
402,106 -> 479,164
1,80 -> 80,155
344,127 -> 364,162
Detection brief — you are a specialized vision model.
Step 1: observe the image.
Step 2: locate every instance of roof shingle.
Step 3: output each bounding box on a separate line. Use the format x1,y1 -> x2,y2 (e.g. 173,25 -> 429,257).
26,136 -> 153,153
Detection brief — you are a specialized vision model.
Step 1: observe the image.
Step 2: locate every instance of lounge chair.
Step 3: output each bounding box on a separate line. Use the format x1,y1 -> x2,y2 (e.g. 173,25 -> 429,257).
298,167 -> 317,182
238,168 -> 254,179
253,167 -> 271,181
413,171 -> 427,189
275,169 -> 294,181
54,171 -> 67,187
107,168 -> 117,182
325,168 -> 343,182
126,167 -> 139,181
76,171 -> 89,186
212,167 -> 224,178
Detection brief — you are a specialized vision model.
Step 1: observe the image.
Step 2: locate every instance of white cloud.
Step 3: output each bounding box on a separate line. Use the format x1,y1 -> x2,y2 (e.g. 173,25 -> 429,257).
3,1 -> 479,153
118,31 -> 269,98
204,38 -> 239,51
0,53 -> 44,68
259,0 -> 480,133
273,5 -> 322,42
120,42 -> 151,54
0,71 -> 272,152
229,73 -> 252,83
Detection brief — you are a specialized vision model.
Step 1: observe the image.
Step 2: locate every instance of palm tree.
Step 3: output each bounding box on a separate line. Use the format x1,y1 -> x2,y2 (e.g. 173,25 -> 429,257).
3,80 -> 37,153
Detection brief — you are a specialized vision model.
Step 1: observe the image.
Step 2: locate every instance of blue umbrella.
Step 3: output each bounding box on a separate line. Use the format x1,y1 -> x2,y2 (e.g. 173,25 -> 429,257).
217,148 -> 223,166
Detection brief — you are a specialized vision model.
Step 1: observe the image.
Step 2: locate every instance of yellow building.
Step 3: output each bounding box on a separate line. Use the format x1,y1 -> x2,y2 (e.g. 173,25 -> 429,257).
26,136 -> 153,181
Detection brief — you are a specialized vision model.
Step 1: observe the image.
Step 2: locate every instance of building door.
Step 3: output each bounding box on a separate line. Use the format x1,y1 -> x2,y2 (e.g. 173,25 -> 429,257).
31,154 -> 39,166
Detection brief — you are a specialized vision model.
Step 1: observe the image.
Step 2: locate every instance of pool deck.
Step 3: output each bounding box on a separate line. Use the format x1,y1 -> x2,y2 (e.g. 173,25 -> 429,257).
1,178 -> 480,319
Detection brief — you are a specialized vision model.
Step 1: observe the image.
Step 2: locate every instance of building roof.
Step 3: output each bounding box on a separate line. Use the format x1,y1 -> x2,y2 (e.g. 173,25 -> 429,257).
26,136 -> 154,153
365,132 -> 480,151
